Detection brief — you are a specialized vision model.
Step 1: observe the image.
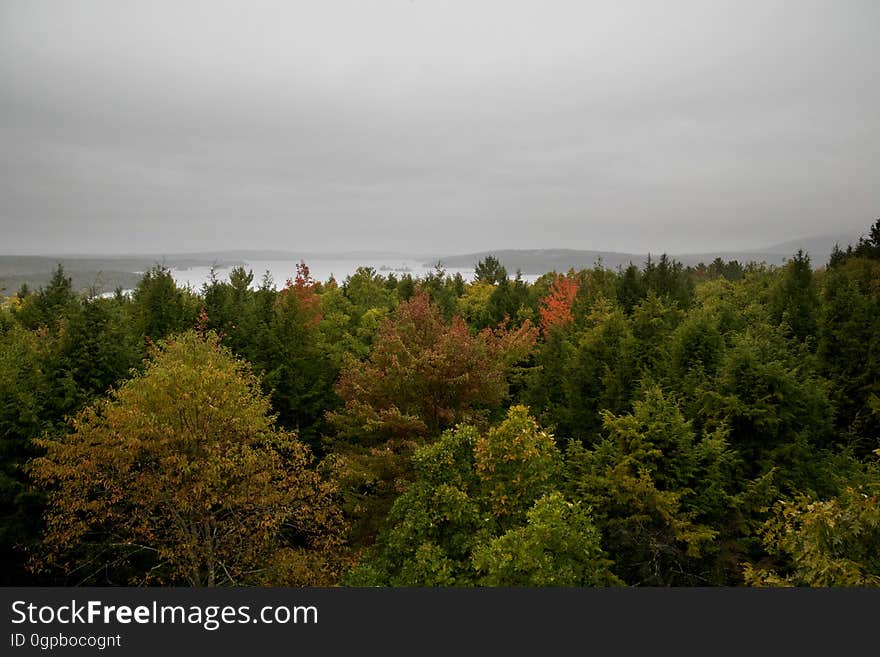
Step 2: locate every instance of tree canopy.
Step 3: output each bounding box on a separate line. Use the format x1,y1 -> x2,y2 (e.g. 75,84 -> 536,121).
4,219 -> 880,587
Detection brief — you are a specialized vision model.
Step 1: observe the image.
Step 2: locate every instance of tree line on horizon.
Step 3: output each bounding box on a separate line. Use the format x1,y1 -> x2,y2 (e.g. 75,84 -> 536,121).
1,220 -> 878,587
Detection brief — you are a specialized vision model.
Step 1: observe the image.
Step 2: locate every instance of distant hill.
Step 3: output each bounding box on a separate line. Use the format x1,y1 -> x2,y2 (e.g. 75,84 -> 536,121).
0,254 -> 244,276
433,249 -> 643,274
433,234 -> 860,274
0,254 -> 243,297
1,232 -> 864,297
0,270 -> 143,296
752,234 -> 862,256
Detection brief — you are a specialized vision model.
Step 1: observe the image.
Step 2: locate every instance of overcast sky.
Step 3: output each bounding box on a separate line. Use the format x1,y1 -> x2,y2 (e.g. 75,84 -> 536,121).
1,0 -> 878,255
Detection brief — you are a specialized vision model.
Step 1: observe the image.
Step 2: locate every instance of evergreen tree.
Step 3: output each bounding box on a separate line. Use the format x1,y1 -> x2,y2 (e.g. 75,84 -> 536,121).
769,250 -> 819,343
130,264 -> 199,342
566,386 -> 733,585
474,255 -> 508,285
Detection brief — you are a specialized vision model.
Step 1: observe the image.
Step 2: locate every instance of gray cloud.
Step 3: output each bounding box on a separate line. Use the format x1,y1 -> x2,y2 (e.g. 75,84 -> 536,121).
1,0 -> 878,255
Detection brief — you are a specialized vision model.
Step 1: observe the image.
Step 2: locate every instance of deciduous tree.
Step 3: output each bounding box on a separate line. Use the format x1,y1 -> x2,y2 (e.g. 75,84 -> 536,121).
539,273 -> 579,334
30,331 -> 346,586
331,291 -> 536,441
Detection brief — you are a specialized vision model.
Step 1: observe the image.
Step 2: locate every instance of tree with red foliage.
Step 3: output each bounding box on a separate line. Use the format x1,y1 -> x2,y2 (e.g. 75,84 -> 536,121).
331,291 -> 537,441
280,261 -> 322,326
539,273 -> 579,334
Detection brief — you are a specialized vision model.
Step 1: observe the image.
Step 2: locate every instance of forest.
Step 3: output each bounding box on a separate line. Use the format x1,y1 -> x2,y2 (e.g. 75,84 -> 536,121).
1,220 -> 879,587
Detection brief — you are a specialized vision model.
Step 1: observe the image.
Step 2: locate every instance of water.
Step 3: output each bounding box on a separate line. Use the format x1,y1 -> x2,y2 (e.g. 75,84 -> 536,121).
169,258 -> 542,290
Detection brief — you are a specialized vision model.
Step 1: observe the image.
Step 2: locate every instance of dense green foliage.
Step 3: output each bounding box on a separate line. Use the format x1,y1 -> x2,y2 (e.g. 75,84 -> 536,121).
2,220 -> 879,586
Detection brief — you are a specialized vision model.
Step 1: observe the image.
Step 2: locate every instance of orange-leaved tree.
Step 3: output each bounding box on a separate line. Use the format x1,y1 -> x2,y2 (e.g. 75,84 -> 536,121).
539,272 -> 579,334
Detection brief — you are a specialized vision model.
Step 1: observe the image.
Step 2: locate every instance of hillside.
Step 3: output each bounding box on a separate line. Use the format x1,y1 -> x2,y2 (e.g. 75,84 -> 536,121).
433,234 -> 858,274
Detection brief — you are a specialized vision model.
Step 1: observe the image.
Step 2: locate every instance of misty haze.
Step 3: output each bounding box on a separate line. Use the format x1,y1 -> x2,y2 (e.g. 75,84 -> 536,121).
2,1 -> 878,259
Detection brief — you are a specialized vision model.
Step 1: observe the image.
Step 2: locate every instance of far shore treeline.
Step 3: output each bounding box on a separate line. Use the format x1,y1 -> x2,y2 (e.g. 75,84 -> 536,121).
1,220 -> 878,587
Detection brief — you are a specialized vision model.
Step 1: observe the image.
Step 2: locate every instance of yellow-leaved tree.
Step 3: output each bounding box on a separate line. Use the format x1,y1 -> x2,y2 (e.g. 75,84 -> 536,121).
30,330 -> 347,586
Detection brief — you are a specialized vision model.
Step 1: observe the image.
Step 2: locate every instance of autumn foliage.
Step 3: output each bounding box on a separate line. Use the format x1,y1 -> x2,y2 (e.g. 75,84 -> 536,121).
327,291 -> 537,545
539,273 -> 579,333
280,260 -> 322,326
29,331 -> 346,586
5,220 -> 880,588
331,291 -> 537,440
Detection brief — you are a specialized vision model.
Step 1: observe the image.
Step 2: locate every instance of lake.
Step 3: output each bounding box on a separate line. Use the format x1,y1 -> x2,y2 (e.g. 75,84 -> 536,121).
168,258 -> 542,290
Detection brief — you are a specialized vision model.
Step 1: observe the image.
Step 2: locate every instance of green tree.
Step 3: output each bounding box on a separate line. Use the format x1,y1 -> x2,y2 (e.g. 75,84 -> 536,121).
533,298 -> 635,440
346,406 -> 572,586
319,267 -> 397,368
667,311 -> 724,382
663,309 -> 726,424
566,386 -> 733,585
53,296 -> 141,408
817,256 -> 880,449
259,270 -> 336,448
472,493 -> 620,586
474,255 -> 508,285
629,292 -> 683,374
457,281 -> 496,328
642,254 -> 694,309
616,263 -> 645,314
745,482 -> 880,587
129,264 -> 200,342
853,218 -> 880,260
473,406 -> 562,528
418,265 -> 466,320
769,250 -> 819,343
0,324 -> 47,584
14,264 -> 77,331
483,272 -> 535,328
700,328 -> 836,489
